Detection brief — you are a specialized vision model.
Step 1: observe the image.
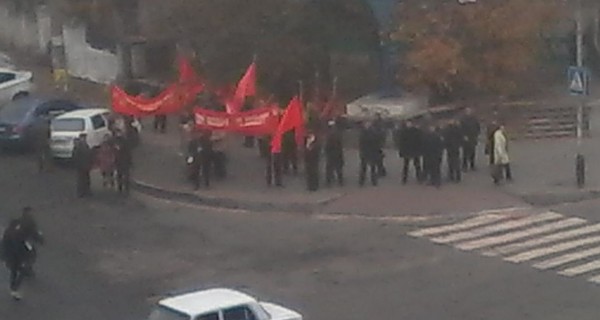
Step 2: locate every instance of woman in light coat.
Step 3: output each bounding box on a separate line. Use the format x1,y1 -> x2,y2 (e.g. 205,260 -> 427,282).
493,125 -> 512,184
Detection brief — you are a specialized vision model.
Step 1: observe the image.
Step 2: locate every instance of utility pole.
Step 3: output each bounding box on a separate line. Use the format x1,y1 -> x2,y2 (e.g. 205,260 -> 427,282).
576,0 -> 586,188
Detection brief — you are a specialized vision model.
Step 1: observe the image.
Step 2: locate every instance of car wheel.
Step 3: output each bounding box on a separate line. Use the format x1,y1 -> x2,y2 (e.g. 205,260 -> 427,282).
12,91 -> 29,101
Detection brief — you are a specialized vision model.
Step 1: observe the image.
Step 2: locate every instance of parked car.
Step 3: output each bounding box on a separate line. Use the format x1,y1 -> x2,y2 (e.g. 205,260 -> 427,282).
0,67 -> 34,103
50,108 -> 112,159
147,288 -> 302,320
0,97 -> 81,150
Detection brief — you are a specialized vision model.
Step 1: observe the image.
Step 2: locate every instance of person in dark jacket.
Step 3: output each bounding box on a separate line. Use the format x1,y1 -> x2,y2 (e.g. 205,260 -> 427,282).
14,207 -> 44,278
281,130 -> 298,175
2,218 -> 27,300
304,131 -> 321,191
114,132 -> 132,195
259,136 -> 283,187
325,120 -> 344,187
372,114 -> 387,177
1,207 -> 43,300
444,119 -> 463,183
72,133 -> 93,197
187,135 -> 202,190
359,121 -> 379,187
460,108 -> 481,171
394,120 -> 422,184
33,119 -> 51,173
199,131 -> 213,188
153,114 -> 167,133
423,124 -> 444,188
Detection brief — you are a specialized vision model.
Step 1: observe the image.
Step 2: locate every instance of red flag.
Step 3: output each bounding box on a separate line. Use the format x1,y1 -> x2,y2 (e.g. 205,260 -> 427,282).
231,62 -> 257,113
178,56 -> 197,84
270,96 -> 305,154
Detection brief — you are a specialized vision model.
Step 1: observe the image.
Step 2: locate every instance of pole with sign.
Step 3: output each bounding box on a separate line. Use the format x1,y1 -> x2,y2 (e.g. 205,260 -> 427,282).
573,0 -> 588,188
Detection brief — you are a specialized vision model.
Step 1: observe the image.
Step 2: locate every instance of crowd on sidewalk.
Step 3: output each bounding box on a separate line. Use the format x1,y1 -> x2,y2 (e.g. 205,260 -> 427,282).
169,106 -> 513,192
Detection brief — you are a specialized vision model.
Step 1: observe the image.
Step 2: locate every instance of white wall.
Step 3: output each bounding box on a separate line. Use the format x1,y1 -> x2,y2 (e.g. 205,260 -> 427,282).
62,25 -> 120,84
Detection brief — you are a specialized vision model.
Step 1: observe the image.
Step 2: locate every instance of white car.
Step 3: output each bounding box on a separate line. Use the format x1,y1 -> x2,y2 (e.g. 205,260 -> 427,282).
50,108 -> 111,159
147,288 -> 302,320
0,67 -> 33,103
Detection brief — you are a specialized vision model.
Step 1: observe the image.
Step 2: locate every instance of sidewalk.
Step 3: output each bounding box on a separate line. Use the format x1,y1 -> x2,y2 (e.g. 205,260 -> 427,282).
132,119 -> 526,216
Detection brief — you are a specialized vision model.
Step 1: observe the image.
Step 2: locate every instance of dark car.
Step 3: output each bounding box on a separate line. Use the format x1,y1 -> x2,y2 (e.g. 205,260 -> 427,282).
0,97 -> 82,150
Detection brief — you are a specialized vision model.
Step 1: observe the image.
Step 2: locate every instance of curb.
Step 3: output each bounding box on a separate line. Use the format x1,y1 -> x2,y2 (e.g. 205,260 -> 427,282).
507,189 -> 600,206
131,179 -> 345,214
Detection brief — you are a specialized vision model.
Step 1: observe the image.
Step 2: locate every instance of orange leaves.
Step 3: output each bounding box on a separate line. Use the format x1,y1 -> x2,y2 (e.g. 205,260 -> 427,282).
394,0 -> 566,99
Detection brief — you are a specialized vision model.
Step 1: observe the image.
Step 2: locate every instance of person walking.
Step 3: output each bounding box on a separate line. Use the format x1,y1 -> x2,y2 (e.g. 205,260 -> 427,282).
492,125 -> 512,184
359,121 -> 379,187
304,131 -> 321,192
114,132 -> 132,195
14,207 -> 44,278
460,107 -> 481,171
72,134 -> 93,198
324,120 -> 344,187
444,119 -> 463,183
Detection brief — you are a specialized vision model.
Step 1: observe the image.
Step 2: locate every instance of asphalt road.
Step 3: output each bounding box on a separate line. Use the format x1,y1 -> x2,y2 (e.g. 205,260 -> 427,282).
1,153 -> 600,320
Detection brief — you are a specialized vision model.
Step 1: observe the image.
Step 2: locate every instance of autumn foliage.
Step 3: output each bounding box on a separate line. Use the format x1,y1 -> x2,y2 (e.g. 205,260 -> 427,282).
394,0 -> 567,102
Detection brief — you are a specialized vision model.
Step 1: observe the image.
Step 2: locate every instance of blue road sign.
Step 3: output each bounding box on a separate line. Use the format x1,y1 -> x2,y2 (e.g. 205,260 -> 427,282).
568,66 -> 590,96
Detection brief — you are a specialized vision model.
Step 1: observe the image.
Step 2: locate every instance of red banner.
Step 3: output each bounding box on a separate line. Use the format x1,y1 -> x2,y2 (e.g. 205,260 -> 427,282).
194,106 -> 279,136
111,85 -> 186,116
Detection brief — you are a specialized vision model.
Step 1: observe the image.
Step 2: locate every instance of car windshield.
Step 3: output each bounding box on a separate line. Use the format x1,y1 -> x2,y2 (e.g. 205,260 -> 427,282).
0,99 -> 36,122
147,305 -> 189,320
51,118 -> 85,132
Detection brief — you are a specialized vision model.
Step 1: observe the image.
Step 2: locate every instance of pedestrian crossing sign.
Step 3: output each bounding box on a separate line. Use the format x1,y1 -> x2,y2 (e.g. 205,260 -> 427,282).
568,66 -> 590,96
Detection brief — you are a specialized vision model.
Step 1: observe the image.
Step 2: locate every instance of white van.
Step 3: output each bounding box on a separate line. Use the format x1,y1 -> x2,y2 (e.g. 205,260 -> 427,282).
50,108 -> 111,159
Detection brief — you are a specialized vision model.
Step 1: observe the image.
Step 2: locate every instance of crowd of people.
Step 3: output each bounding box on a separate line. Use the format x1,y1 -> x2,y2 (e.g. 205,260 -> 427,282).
70,115 -> 135,198
237,107 -> 514,192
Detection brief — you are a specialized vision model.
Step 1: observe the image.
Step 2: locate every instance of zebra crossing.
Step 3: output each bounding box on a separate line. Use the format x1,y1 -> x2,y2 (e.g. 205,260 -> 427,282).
408,208 -> 600,285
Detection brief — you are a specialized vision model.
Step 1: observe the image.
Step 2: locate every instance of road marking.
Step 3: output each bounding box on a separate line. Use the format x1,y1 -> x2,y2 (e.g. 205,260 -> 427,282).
430,212 -> 562,244
483,223 -> 600,257
586,274 -> 600,284
559,260 -> 600,277
504,235 -> 600,263
533,246 -> 600,270
408,214 -> 511,237
456,218 -> 586,251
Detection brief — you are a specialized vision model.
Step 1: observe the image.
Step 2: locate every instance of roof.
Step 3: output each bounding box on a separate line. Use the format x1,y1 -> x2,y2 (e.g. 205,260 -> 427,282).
55,108 -> 109,119
159,288 -> 257,316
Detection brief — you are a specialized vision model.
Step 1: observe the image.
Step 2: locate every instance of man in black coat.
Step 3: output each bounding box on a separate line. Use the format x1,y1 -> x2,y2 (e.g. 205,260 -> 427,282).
281,131 -> 298,175
444,119 -> 463,183
359,121 -> 379,187
325,120 -> 344,187
394,120 -> 422,184
423,124 -> 444,188
33,119 -> 51,173
72,133 -> 93,197
304,131 -> 321,191
114,132 -> 132,195
259,136 -> 283,187
372,114 -> 387,177
460,107 -> 481,171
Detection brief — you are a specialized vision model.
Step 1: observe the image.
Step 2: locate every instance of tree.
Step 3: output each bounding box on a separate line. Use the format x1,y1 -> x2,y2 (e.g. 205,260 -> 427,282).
394,0 -> 567,103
